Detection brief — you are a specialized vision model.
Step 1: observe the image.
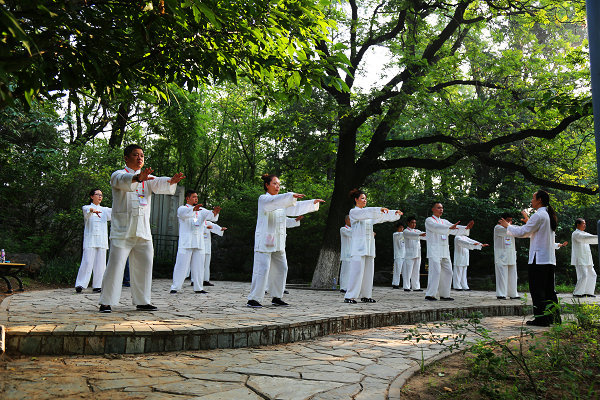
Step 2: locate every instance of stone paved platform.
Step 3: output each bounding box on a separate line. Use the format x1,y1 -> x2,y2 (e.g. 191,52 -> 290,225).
0,280 -> 591,356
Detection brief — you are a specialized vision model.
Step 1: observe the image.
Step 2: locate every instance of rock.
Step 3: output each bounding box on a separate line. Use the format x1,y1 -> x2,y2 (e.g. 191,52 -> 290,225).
6,253 -> 45,274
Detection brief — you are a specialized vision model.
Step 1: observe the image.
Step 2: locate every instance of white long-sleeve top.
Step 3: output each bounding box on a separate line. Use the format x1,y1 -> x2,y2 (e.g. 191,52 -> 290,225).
493,224 -> 517,266
349,207 -> 400,257
340,225 -> 352,262
109,167 -> 177,243
203,221 -> 224,255
393,232 -> 405,260
254,192 -> 320,252
403,228 -> 426,259
454,235 -> 483,267
425,216 -> 469,259
571,229 -> 598,266
82,204 -> 112,249
507,207 -> 555,265
176,205 -> 216,250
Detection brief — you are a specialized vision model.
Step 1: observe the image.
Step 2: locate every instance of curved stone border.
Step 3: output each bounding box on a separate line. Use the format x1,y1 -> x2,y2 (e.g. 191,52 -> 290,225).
4,304 -> 527,356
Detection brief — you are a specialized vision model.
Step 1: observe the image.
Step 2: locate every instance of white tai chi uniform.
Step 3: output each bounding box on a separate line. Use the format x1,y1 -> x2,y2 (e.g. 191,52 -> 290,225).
452,236 -> 483,290
247,192 -> 320,303
392,231 -> 405,287
202,219 -> 224,282
99,167 -> 177,306
571,229 -> 598,296
339,225 -> 352,291
75,204 -> 112,289
425,216 -> 469,298
345,207 -> 400,300
402,228 -> 425,290
493,224 -> 519,298
170,205 -> 217,292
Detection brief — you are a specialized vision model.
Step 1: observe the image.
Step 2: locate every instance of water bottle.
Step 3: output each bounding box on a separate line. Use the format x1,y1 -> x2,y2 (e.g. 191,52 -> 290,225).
332,277 -> 337,290
0,249 -> 5,263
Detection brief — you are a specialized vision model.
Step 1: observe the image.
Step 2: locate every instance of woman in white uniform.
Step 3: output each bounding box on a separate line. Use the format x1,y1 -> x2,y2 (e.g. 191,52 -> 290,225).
571,218 -> 598,298
339,216 -> 352,293
75,189 -> 112,293
344,189 -> 402,304
246,174 -> 324,308
452,235 -> 487,291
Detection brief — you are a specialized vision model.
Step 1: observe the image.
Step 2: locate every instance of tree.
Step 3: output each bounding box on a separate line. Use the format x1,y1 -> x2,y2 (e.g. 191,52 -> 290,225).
310,0 -> 594,287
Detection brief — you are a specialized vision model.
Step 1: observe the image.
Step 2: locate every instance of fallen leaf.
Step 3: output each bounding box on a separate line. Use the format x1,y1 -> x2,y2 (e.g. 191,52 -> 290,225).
438,372 -> 445,377
443,387 -> 453,392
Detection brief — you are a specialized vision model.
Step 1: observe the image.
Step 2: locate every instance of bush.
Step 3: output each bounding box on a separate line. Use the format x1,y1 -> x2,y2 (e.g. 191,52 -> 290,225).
38,256 -> 80,285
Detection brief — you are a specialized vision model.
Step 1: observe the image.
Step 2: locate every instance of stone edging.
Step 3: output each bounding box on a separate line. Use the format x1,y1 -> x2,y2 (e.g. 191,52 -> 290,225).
3,304 -> 527,356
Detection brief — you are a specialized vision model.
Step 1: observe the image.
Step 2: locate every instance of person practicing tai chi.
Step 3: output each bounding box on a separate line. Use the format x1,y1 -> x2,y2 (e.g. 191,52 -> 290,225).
200,217 -> 226,287
402,216 -> 426,292
339,216 -> 352,293
170,190 -> 220,294
571,218 -> 598,298
98,144 -> 184,313
425,202 -> 473,301
391,221 -> 405,289
499,189 -> 561,326
493,213 -> 520,300
75,189 -> 112,294
246,174 -> 324,308
344,189 -> 402,304
452,235 -> 488,291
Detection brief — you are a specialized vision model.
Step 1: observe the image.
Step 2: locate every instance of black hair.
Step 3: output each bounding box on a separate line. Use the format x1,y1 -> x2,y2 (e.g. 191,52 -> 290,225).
348,188 -> 365,202
406,215 -> 417,223
124,144 -> 143,157
261,174 -> 278,192
395,221 -> 405,230
500,212 -> 513,220
185,189 -> 197,199
431,201 -> 442,208
535,189 -> 557,231
575,218 -> 585,229
88,188 -> 101,204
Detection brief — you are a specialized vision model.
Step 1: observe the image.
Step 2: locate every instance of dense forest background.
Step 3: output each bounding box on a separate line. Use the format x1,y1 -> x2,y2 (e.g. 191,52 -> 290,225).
0,0 -> 598,289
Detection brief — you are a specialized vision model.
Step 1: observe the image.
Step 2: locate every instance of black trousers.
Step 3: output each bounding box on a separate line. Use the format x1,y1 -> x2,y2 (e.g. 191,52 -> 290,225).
528,262 -> 561,324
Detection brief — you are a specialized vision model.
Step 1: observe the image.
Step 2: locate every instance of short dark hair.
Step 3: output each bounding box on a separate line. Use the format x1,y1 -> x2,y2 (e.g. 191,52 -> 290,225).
431,201 -> 442,208
124,144 -> 143,157
185,189 -> 197,199
406,216 -> 417,223
395,221 -> 405,230
575,218 -> 585,229
501,212 -> 513,220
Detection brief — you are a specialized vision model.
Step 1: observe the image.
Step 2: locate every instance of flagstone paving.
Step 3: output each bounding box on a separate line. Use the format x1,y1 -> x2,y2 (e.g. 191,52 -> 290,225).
0,316 -> 543,399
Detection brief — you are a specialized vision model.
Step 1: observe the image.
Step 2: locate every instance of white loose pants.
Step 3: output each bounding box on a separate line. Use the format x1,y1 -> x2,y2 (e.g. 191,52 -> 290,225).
426,257 -> 452,298
248,251 -> 288,302
345,255 -> 375,300
392,258 -> 402,286
495,263 -> 518,298
402,257 -> 421,290
574,264 -> 597,295
172,248 -> 206,292
99,238 -> 153,306
204,253 -> 211,282
339,260 -> 351,291
453,266 -> 469,290
75,247 -> 106,289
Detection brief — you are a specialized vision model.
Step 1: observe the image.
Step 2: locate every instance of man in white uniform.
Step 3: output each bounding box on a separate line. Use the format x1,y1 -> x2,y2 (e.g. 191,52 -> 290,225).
571,218 -> 598,298
170,190 -> 220,294
98,144 -> 184,313
493,213 -> 520,300
391,221 -> 405,289
453,235 -> 487,291
201,217 -> 226,287
339,216 -> 352,293
425,202 -> 473,301
402,216 -> 426,291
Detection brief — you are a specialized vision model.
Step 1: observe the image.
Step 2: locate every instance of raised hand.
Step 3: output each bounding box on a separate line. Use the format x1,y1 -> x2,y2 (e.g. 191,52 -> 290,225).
137,167 -> 155,182
449,221 -> 460,229
221,227 -> 227,231
395,210 -> 403,215
521,209 -> 529,223
293,193 -> 305,199
498,218 -> 509,228
193,204 -> 203,211
380,208 -> 389,213
466,220 -> 475,229
295,215 -> 305,222
169,172 -> 185,184
314,199 -> 325,204
212,206 -> 222,216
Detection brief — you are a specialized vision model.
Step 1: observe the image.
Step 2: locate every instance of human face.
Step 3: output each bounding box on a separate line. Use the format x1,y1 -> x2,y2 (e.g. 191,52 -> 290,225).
505,217 -> 513,224
432,203 -> 443,217
186,193 -> 198,206
531,193 -> 542,209
407,219 -> 416,229
266,177 -> 280,195
91,191 -> 103,205
125,148 -> 145,171
355,194 -> 367,208
397,225 -> 404,232
578,219 -> 586,231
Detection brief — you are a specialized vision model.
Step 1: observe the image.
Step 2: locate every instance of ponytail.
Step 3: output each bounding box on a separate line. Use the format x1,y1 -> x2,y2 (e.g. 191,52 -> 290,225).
535,189 -> 557,231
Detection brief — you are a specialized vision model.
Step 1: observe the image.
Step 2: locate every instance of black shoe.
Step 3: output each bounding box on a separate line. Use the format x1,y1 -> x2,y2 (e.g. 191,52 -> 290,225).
404,289 -> 411,292
339,289 -> 347,293
360,297 -> 376,303
526,319 -> 550,327
573,294 -> 585,298
440,297 -> 454,301
465,289 -> 471,291
425,296 -> 438,301
203,281 -> 214,286
99,304 -> 111,313
586,294 -> 597,298
344,298 -> 357,304
392,285 -> 400,289
497,296 -> 507,300
195,290 -> 208,294
191,282 -> 194,286
75,286 -> 83,293
510,296 -> 521,300
247,300 -> 262,308
136,304 -> 158,311
170,290 -> 177,294
284,290 -> 289,294
122,282 -> 130,287
92,288 -> 101,293
414,289 -> 423,292
453,288 -> 463,291
272,297 -> 289,306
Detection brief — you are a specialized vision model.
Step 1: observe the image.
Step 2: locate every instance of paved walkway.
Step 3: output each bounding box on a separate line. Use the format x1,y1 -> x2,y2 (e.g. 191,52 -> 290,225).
0,280 -> 538,355
0,316 -> 542,399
